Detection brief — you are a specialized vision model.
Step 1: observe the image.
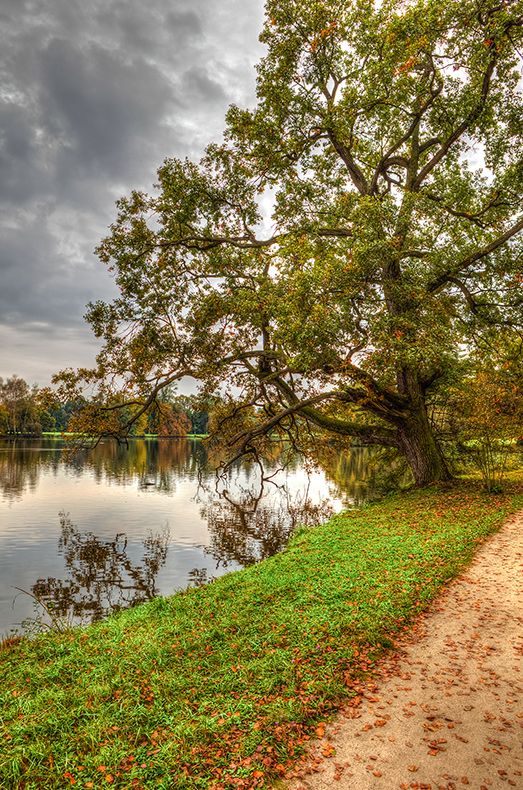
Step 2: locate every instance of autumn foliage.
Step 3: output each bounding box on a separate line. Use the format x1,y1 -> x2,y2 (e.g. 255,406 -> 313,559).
53,0 -> 523,487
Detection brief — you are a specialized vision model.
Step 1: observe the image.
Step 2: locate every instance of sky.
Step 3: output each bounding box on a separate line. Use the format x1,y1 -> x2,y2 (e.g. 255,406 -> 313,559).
0,0 -> 266,387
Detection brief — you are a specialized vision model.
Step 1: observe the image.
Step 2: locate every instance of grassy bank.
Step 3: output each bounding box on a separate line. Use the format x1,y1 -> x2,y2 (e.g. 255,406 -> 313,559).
2,479 -> 523,790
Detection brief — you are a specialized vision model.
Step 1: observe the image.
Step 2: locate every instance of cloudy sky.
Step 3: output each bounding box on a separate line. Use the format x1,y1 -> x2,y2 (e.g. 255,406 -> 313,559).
0,0 -> 265,386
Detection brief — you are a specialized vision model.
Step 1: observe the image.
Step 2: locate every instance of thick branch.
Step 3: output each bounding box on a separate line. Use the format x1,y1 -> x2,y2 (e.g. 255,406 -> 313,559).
341,360 -> 409,411
270,370 -> 408,429
370,62 -> 444,195
443,276 -> 478,313
427,215 -> 523,294
298,405 -> 399,446
326,129 -> 369,195
227,389 -> 400,451
413,54 -> 497,189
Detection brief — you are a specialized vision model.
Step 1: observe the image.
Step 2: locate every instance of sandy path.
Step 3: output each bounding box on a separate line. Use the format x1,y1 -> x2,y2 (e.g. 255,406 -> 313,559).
286,510 -> 523,790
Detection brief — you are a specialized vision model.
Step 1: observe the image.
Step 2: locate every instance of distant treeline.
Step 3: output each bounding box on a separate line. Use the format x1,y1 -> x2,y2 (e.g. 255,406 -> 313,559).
0,376 -> 209,437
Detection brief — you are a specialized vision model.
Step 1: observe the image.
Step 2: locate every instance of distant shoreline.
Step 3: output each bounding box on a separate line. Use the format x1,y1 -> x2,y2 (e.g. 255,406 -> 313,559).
0,432 -> 209,440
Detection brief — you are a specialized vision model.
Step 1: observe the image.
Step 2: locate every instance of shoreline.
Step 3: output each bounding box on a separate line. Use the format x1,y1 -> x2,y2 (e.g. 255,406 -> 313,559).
2,478 -> 523,789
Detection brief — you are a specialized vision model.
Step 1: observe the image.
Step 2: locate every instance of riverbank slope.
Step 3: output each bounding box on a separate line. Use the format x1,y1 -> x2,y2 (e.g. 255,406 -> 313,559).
1,479 -> 523,789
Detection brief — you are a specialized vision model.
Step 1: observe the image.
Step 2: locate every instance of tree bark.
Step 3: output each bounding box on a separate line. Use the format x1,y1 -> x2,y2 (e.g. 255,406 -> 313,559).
397,410 -> 452,487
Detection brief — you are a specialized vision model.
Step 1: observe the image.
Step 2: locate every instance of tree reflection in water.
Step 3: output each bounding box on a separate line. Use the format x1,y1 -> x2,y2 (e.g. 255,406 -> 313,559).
1,438 -> 386,628
317,445 -> 380,506
188,465 -> 335,586
66,436 -> 206,491
0,439 -> 62,501
31,513 -> 170,625
194,494 -> 334,579
0,437 -> 381,505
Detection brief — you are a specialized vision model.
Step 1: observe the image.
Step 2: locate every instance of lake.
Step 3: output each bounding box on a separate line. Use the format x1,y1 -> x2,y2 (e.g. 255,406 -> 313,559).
0,437 -> 378,636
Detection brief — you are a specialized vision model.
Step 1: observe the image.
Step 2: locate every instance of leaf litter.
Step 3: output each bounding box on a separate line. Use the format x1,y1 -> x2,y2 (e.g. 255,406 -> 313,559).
285,504 -> 523,789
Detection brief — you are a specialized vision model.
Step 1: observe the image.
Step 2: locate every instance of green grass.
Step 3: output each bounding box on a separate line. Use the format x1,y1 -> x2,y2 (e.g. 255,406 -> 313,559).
2,478 -> 523,790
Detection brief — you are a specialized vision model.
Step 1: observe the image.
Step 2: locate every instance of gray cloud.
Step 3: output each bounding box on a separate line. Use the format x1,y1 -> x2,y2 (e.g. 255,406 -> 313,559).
0,0 -> 265,384
40,38 -> 174,177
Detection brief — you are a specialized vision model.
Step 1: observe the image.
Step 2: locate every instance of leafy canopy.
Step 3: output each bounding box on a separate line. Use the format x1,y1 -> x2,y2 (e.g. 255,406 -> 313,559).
56,0 -> 523,482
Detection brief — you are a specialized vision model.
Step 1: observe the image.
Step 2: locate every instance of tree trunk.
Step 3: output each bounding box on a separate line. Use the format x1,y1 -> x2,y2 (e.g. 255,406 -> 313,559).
397,411 -> 453,487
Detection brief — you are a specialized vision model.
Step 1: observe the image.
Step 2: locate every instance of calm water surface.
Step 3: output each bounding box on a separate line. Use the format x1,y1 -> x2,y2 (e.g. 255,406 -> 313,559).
0,437 -> 377,635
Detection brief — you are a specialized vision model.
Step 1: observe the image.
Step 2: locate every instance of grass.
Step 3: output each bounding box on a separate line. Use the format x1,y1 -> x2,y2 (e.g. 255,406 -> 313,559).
1,478 -> 523,790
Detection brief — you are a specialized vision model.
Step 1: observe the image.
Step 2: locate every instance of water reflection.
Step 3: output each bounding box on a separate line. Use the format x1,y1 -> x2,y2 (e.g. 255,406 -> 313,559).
191,450 -> 335,572
65,437 -> 206,490
197,490 -> 335,572
0,438 -> 380,505
31,513 -> 170,624
0,437 -> 382,633
28,490 -> 333,622
0,440 -> 62,501
316,445 -> 379,506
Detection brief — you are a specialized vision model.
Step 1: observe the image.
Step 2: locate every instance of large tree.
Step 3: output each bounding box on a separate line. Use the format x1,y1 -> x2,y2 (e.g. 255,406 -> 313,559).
56,0 -> 523,486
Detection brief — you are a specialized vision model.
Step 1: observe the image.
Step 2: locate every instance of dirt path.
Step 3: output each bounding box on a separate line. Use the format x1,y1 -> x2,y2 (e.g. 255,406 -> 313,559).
286,510 -> 523,790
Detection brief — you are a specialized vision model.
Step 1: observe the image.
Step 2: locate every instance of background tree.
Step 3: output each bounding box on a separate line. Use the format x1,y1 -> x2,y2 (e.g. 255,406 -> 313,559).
0,376 -> 31,434
450,363 -> 523,492
147,403 -> 191,437
0,375 -> 51,435
169,394 -> 211,435
48,400 -> 82,433
55,0 -> 523,486
0,403 -> 9,435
